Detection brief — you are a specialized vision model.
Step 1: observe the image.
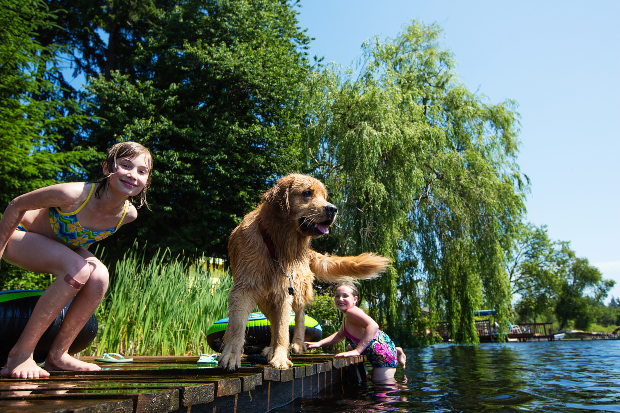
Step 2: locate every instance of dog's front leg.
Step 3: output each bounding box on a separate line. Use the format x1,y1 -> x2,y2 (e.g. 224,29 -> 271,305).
218,285 -> 254,371
290,309 -> 307,354
263,304 -> 294,369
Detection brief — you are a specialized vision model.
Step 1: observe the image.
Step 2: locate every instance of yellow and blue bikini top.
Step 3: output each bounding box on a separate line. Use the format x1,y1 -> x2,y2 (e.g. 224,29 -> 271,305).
48,184 -> 129,247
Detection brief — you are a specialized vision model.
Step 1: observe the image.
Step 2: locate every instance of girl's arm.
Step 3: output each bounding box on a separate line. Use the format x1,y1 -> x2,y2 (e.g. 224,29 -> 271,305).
305,326 -> 345,349
0,183 -> 84,259
335,307 -> 379,358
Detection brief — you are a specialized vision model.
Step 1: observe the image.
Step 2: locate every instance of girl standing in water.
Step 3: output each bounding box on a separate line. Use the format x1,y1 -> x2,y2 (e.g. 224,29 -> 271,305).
305,282 -> 406,382
0,142 -> 152,379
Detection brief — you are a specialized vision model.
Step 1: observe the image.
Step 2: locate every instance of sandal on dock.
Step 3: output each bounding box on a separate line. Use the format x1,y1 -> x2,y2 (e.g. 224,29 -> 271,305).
95,353 -> 133,363
197,354 -> 218,364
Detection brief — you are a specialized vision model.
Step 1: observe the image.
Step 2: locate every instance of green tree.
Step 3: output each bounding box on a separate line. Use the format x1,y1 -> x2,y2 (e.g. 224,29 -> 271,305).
0,0 -> 93,287
0,0 -> 92,207
554,247 -> 614,331
302,21 -> 527,343
595,302 -> 618,327
21,0 -> 162,173
507,223 -> 561,322
82,0 -> 313,262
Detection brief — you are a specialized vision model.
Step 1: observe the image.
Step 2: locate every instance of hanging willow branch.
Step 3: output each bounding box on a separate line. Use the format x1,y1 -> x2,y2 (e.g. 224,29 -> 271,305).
300,20 -> 526,344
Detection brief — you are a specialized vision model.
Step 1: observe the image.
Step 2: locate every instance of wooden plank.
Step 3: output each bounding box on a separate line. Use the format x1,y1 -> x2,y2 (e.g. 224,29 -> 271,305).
263,367 -> 280,381
0,399 -> 133,413
293,365 -> 305,379
177,384 -> 214,407
324,360 -> 332,371
0,379 -> 215,408
2,369 -> 255,398
213,377 -> 240,398
0,389 -> 179,413
316,362 -> 325,374
332,357 -> 351,369
279,368 -> 294,382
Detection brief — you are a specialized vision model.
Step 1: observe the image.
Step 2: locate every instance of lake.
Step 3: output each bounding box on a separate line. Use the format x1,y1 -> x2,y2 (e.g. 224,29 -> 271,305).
274,339 -> 620,412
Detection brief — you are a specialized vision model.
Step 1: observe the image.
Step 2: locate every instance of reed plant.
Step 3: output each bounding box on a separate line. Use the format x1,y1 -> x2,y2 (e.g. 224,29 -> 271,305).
90,245 -> 231,356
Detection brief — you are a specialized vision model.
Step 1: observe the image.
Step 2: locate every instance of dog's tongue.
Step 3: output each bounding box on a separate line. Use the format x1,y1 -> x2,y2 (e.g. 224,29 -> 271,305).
317,224 -> 329,234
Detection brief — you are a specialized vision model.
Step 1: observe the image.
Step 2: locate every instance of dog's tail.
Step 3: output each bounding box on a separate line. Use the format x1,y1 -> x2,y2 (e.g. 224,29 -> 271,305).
310,252 -> 390,283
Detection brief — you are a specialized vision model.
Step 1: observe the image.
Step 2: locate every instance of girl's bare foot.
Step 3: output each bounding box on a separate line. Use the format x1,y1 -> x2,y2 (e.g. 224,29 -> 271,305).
396,347 -> 406,368
1,352 -> 50,379
44,353 -> 101,372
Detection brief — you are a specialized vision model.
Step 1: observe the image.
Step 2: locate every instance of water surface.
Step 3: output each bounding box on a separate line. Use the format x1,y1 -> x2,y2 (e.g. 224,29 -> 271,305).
275,340 -> 620,412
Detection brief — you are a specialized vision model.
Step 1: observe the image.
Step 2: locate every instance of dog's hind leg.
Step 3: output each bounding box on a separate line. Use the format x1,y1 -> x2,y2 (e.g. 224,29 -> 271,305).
290,309 -> 307,355
218,286 -> 254,371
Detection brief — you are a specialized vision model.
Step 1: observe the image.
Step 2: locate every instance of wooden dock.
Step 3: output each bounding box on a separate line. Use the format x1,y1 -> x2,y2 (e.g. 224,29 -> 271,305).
0,354 -> 368,413
437,321 -> 558,342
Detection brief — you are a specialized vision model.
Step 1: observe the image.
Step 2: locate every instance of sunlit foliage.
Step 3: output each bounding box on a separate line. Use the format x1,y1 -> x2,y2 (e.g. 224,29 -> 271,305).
302,21 -> 527,343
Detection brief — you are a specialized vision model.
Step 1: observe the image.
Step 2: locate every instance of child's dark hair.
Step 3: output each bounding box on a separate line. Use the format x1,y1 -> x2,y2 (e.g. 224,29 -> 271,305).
333,282 -> 359,297
96,142 -> 153,209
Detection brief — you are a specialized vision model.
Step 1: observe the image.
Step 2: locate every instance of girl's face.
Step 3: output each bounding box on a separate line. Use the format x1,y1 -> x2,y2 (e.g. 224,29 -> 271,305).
334,285 -> 358,313
106,154 -> 151,197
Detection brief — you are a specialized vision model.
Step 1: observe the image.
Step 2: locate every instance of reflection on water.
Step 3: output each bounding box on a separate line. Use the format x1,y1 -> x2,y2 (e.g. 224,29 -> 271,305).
274,340 -> 620,412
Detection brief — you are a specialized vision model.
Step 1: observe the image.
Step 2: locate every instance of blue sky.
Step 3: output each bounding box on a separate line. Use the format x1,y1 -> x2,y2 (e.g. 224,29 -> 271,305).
296,0 -> 620,301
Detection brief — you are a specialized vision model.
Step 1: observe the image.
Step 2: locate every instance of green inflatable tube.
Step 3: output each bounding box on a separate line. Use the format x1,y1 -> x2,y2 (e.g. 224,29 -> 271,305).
206,312 -> 322,354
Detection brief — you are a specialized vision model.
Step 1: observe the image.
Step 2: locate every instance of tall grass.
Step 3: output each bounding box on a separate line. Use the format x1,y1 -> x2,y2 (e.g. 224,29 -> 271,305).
91,246 -> 232,356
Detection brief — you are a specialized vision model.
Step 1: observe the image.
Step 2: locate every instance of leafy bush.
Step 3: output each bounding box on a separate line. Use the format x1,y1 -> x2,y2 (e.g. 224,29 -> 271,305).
306,292 -> 345,353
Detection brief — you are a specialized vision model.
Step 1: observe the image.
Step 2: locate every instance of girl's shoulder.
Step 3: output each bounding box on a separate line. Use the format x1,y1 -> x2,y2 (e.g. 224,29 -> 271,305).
344,306 -> 377,327
53,182 -> 93,208
119,202 -> 139,227
56,182 -> 91,195
344,306 -> 369,321
15,182 -> 90,210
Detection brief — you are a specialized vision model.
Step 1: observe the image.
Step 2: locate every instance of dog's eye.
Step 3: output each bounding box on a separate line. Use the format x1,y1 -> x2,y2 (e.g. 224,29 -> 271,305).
302,190 -> 313,198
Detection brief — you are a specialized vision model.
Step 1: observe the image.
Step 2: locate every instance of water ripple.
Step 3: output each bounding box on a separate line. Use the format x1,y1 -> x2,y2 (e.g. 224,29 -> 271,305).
274,339 -> 620,412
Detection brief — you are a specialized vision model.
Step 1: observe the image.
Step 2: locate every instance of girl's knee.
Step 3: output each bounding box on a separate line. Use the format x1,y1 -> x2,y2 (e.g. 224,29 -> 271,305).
87,261 -> 109,295
68,259 -> 108,295
70,262 -> 93,286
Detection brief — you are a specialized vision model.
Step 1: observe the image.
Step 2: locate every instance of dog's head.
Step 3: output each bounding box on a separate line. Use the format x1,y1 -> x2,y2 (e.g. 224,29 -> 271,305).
262,174 -> 337,238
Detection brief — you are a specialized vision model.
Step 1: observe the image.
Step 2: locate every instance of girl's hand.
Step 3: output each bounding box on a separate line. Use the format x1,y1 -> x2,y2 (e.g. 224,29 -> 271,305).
304,341 -> 321,349
335,350 -> 360,358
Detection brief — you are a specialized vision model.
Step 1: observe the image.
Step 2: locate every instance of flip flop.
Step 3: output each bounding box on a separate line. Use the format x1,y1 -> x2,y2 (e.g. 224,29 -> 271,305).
95,353 -> 133,363
197,354 -> 217,364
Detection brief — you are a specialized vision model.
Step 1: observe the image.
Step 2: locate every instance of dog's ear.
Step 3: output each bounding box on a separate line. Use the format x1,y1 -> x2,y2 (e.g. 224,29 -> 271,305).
262,178 -> 291,217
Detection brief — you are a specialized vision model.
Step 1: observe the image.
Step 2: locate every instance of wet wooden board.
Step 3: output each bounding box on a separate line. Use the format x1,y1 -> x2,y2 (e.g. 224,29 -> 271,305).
0,398 -> 134,413
0,354 -> 364,413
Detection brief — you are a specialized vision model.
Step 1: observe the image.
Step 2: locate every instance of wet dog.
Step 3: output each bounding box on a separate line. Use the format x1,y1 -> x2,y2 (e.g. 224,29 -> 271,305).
218,174 -> 390,370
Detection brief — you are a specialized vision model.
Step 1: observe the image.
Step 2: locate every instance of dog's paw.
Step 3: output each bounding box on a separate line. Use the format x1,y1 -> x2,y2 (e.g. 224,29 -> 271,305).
218,350 -> 242,371
290,341 -> 306,354
262,346 -> 274,361
269,356 -> 294,369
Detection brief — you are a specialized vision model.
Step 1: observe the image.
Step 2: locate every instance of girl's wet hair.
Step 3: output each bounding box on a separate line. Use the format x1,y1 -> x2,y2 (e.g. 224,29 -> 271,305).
95,142 -> 153,209
333,282 -> 359,297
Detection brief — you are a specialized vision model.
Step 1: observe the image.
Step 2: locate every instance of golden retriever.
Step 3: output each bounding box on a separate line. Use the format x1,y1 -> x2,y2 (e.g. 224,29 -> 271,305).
218,174 -> 390,370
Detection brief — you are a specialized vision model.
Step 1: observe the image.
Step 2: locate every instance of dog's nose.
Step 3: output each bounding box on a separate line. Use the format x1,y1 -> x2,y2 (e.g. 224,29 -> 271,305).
325,204 -> 338,217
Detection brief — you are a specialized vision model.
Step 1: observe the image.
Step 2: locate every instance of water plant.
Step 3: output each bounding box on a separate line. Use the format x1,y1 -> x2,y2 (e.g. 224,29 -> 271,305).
91,245 -> 231,356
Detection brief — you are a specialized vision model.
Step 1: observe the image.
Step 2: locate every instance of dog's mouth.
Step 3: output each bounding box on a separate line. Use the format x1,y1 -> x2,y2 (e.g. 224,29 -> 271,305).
298,218 -> 333,237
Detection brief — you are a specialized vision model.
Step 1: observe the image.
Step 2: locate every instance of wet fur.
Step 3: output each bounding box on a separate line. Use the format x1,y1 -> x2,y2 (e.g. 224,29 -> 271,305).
218,174 -> 390,370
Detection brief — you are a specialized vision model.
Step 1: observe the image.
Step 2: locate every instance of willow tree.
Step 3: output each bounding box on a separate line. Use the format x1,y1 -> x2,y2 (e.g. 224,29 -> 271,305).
302,21 -> 527,343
